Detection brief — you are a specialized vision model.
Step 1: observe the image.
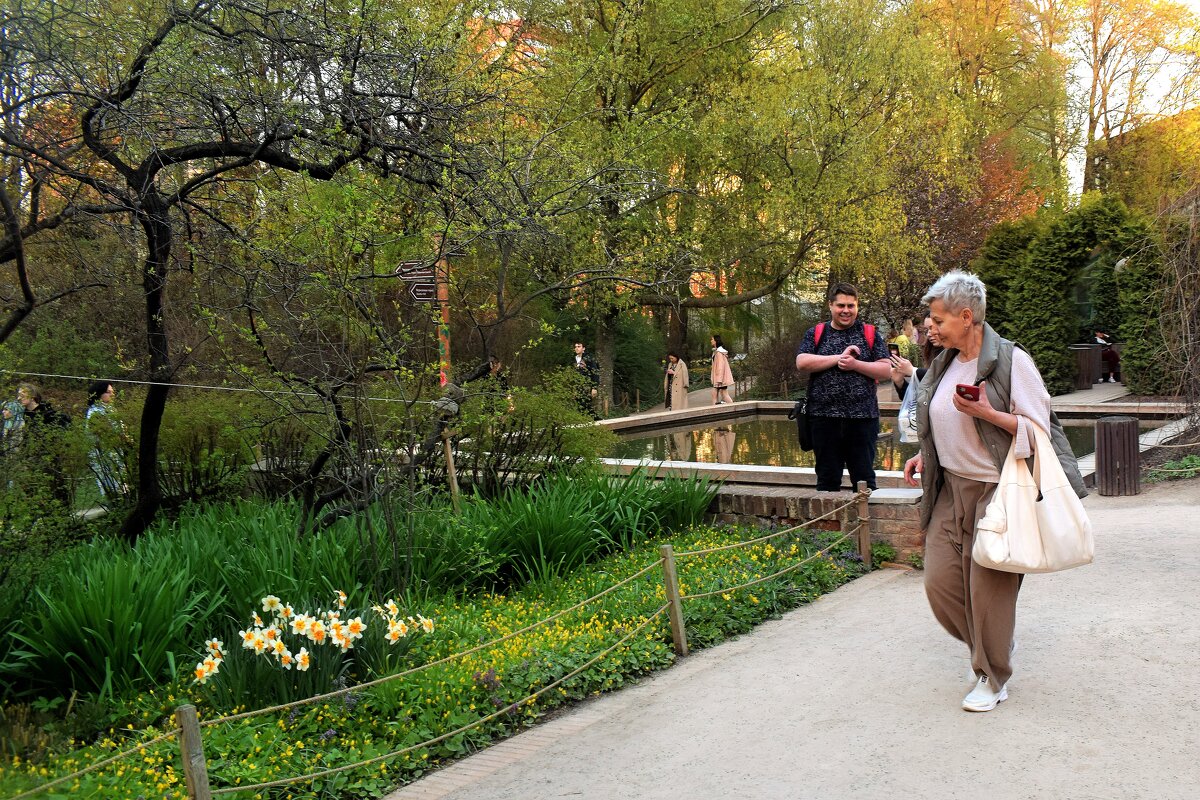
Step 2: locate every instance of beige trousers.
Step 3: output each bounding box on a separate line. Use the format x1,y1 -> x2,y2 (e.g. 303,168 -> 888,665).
924,471 -> 1021,688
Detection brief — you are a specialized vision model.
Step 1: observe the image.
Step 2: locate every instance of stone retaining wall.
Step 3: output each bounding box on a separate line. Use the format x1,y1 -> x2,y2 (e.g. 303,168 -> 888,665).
707,485 -> 924,561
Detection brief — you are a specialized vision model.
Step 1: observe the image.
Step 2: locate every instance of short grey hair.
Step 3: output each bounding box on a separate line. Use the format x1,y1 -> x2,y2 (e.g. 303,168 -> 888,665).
922,270 -> 986,323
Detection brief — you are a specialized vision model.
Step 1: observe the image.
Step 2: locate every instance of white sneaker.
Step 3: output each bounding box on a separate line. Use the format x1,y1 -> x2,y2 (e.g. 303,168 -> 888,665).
962,675 -> 1008,712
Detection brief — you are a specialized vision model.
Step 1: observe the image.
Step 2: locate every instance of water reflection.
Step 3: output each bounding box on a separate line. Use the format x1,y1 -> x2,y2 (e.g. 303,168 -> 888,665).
613,416 -> 915,468
610,415 -> 1153,468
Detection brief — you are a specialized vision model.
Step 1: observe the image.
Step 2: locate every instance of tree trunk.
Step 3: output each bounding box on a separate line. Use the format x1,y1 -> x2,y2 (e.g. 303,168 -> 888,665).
120,199 -> 171,542
668,304 -> 689,362
594,308 -> 618,415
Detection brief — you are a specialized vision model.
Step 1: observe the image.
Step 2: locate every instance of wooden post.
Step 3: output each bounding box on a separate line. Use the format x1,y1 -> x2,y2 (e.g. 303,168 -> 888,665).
659,544 -> 689,656
175,704 -> 212,800
1095,415 -> 1140,496
856,480 -> 872,570
442,431 -> 461,513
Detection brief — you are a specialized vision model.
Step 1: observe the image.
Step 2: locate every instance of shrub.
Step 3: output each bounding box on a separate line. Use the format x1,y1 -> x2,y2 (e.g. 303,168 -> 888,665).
452,372 -> 616,499
3,539 -> 222,697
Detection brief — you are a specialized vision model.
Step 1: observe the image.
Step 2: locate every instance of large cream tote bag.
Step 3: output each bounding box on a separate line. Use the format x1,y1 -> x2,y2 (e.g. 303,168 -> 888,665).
973,422 -> 1094,574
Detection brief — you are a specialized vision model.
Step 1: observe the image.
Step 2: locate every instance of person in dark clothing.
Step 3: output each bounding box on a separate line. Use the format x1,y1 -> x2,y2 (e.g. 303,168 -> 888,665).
794,284 -> 892,491
572,342 -> 599,417
15,383 -> 72,505
17,384 -> 69,430
1100,342 -> 1121,383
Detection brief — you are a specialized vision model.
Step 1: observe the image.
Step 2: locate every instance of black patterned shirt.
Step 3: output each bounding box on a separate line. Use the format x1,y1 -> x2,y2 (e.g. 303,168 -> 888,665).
795,321 -> 889,418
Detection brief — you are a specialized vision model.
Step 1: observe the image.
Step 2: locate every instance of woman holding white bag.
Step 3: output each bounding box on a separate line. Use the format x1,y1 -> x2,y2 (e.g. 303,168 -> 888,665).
903,270 -> 1087,712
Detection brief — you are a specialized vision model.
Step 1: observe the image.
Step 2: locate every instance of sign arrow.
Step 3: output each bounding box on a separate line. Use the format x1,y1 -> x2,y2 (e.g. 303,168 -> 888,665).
409,282 -> 437,303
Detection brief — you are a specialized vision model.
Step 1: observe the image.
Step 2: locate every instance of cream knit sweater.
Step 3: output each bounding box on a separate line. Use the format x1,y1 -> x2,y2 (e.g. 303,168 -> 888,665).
929,349 -> 1051,483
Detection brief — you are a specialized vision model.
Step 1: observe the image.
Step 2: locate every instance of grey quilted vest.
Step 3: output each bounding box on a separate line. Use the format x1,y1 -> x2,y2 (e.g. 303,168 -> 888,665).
916,322 -> 1088,531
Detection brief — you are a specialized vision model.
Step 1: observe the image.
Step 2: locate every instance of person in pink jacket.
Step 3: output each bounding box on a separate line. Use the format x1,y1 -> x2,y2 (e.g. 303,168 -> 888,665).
710,335 -> 734,405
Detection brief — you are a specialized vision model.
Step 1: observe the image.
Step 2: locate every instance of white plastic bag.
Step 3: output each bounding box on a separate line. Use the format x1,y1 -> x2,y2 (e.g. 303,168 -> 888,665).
898,379 -> 918,443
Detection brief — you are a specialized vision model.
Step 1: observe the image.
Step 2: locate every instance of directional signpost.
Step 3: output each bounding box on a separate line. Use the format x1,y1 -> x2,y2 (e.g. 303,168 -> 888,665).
396,261 -> 437,303
396,258 -> 451,385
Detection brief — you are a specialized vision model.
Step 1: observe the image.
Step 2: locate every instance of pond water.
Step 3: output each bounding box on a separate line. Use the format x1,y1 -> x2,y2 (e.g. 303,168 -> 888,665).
610,414 -> 1164,469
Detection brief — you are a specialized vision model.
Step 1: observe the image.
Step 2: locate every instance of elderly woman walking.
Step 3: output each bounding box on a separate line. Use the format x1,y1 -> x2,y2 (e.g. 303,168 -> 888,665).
903,270 -> 1085,712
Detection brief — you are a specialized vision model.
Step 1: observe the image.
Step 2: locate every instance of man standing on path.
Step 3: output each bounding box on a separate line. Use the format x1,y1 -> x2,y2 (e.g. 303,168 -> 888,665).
572,341 -> 600,417
795,283 -> 891,491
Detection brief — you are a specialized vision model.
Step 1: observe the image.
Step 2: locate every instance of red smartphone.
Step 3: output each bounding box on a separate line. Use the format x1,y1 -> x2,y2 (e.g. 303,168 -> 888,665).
955,383 -> 980,401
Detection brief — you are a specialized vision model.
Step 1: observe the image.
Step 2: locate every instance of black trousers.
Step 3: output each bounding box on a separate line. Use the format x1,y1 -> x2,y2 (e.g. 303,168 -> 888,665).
810,415 -> 879,491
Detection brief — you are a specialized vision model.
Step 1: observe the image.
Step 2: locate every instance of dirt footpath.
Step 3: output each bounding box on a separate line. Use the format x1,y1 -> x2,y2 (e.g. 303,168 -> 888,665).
388,480 -> 1200,800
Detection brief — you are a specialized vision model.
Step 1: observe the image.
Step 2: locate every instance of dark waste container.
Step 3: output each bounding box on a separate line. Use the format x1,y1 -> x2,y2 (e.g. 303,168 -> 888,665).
1068,344 -> 1100,389
1095,415 -> 1140,496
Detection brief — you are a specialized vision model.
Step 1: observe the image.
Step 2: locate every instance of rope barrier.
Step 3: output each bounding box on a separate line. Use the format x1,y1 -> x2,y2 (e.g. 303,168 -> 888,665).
674,494 -> 859,558
683,533 -> 853,601
208,605 -> 669,795
201,557 -> 665,729
5,727 -> 183,800
0,369 -> 440,405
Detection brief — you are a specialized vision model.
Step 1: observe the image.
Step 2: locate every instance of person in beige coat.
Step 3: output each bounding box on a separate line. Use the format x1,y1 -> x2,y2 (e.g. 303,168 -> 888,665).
710,335 -> 734,405
664,352 -> 690,410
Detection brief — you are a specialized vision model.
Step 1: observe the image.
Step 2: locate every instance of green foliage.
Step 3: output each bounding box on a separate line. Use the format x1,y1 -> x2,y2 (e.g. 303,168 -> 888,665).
0,469 -> 716,705
155,391 -> 259,506
977,194 -> 1171,396
454,371 -> 616,498
0,319 -> 121,399
613,314 -> 667,409
4,539 -> 222,697
1114,228 -> 1174,396
871,542 -> 898,569
1146,454 -> 1200,482
972,214 -> 1050,335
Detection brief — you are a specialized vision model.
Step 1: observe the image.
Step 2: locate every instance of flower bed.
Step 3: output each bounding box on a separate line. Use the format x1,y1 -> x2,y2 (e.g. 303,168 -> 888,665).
0,525 -> 863,799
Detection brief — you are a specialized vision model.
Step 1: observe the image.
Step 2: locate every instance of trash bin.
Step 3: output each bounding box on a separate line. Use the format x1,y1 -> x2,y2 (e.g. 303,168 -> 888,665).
1095,415 -> 1139,496
1068,344 -> 1099,389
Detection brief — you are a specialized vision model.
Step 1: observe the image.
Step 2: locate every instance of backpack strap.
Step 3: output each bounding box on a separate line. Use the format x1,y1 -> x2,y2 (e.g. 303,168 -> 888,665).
815,321 -> 876,351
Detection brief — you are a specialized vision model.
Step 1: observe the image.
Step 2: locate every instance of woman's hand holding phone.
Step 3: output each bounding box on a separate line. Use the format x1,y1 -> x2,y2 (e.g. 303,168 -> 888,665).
952,379 -> 989,418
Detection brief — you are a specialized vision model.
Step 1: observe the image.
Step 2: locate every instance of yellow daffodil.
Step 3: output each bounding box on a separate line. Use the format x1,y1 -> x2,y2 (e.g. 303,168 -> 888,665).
205,638 -> 224,658
309,620 -> 327,645
335,589 -> 347,610
418,615 -> 434,634
385,599 -> 399,617
252,612 -> 264,627
296,648 -> 311,671
291,615 -> 311,636
261,595 -> 281,614
345,617 -> 365,639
